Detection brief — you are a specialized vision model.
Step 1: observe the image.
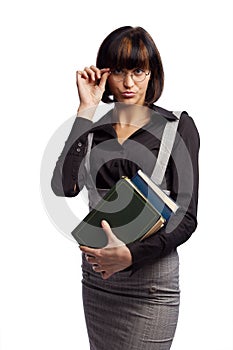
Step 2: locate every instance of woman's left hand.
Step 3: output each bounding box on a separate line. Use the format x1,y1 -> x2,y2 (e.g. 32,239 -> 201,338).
80,220 -> 132,280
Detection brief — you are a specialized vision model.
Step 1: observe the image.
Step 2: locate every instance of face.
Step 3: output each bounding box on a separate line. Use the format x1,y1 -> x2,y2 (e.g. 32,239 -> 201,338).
107,68 -> 150,106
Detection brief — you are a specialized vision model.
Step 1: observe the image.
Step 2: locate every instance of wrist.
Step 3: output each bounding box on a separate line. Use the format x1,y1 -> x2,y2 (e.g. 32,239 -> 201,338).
119,245 -> 132,267
77,104 -> 98,120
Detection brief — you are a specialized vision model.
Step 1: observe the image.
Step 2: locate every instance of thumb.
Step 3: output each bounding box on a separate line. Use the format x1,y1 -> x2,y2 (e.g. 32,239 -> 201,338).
101,220 -> 124,248
98,71 -> 110,90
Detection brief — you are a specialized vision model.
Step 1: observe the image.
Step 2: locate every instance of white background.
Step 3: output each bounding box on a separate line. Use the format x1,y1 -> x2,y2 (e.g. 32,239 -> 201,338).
0,0 -> 233,349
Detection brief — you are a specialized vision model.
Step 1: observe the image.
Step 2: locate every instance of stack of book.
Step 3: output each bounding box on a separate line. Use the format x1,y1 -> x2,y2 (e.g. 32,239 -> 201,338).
71,170 -> 179,248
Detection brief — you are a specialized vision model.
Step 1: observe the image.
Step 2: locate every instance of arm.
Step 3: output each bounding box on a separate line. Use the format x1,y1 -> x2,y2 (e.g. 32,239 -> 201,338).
51,66 -> 110,197
51,117 -> 93,197
126,114 -> 200,272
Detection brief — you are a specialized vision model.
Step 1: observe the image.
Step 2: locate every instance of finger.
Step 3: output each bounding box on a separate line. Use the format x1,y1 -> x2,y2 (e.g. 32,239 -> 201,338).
100,68 -> 111,73
84,67 -> 98,81
85,255 -> 97,264
80,245 -> 98,256
101,220 -> 124,248
100,271 -> 105,278
101,271 -> 112,280
87,66 -> 110,81
92,264 -> 104,273
76,70 -> 88,80
98,71 -> 111,90
92,264 -> 98,272
89,65 -> 102,79
85,253 -> 96,259
99,68 -> 111,75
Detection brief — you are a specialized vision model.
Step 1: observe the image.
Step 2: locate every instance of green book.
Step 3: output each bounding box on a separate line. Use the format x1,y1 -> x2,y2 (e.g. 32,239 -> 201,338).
71,177 -> 165,248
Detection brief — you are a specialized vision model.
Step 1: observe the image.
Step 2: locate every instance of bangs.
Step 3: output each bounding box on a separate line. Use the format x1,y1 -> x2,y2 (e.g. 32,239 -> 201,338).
104,36 -> 150,70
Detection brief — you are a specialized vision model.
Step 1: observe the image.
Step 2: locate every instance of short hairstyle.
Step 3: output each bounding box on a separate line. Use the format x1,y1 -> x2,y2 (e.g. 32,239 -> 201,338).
96,26 -> 164,106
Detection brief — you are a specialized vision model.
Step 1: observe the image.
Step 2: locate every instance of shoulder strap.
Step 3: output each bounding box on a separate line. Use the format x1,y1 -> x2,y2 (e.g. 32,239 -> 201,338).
151,111 -> 183,185
84,133 -> 94,173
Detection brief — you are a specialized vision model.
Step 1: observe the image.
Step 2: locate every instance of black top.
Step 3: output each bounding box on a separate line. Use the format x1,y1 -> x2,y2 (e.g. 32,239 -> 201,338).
51,105 -> 200,272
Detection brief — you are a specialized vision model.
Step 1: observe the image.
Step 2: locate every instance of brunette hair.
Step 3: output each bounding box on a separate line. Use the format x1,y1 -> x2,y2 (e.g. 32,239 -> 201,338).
96,26 -> 164,106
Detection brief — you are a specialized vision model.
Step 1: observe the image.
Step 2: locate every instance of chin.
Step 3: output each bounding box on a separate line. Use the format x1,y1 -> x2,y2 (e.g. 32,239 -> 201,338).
120,98 -> 143,105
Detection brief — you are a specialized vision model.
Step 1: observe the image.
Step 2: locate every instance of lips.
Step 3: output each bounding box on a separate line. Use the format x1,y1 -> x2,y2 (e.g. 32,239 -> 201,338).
121,91 -> 136,98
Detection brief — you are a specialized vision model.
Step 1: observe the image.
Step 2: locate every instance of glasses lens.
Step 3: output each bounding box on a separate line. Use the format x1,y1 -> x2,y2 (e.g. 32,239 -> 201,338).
111,69 -> 124,81
133,71 -> 146,82
110,69 -> 148,82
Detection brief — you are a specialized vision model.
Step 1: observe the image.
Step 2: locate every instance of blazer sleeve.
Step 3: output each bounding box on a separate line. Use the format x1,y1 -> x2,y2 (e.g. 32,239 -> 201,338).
51,117 -> 93,197
126,113 -> 200,272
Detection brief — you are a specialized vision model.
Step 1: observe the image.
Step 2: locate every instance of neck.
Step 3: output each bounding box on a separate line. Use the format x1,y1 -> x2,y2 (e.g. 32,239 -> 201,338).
112,103 -> 151,128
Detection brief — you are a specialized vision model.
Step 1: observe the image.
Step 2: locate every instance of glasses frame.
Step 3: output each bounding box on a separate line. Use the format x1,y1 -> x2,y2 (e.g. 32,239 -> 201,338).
110,68 -> 150,83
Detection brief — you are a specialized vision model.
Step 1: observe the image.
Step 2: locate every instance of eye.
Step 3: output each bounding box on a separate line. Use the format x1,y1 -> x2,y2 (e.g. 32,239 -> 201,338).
111,68 -> 123,75
133,68 -> 144,76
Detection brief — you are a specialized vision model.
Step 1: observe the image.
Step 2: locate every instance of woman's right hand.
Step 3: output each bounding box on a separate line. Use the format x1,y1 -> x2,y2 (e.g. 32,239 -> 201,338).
76,65 -> 110,115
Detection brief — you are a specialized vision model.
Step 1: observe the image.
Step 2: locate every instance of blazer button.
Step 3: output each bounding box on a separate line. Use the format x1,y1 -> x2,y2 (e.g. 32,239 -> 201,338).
77,142 -> 82,147
76,148 -> 81,152
82,271 -> 89,279
149,286 -> 157,294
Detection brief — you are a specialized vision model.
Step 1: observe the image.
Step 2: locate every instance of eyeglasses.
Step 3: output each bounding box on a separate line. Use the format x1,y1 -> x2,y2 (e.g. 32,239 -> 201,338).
110,68 -> 150,82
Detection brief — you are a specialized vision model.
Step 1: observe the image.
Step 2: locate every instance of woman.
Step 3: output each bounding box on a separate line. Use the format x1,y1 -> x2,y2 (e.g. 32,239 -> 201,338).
51,26 -> 199,350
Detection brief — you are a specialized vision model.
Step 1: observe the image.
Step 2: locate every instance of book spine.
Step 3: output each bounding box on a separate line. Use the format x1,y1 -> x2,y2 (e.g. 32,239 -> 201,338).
137,170 -> 179,212
131,175 -> 172,220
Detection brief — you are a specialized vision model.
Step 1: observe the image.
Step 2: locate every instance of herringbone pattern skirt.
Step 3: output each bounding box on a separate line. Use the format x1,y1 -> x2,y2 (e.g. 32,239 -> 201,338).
82,250 -> 180,350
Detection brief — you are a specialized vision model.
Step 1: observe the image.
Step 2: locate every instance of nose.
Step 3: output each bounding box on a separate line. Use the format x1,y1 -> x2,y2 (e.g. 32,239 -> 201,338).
123,73 -> 134,88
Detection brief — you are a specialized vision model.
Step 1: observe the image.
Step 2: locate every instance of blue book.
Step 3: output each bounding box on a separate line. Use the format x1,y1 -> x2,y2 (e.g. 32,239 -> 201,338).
131,170 -> 179,220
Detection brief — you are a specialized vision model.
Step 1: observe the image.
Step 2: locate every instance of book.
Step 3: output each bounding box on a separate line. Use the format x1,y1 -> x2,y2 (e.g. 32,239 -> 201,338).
71,176 -> 165,248
131,169 -> 179,220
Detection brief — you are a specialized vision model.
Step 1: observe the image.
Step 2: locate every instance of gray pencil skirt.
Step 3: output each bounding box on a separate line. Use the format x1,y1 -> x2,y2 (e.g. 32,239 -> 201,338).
82,250 -> 180,350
